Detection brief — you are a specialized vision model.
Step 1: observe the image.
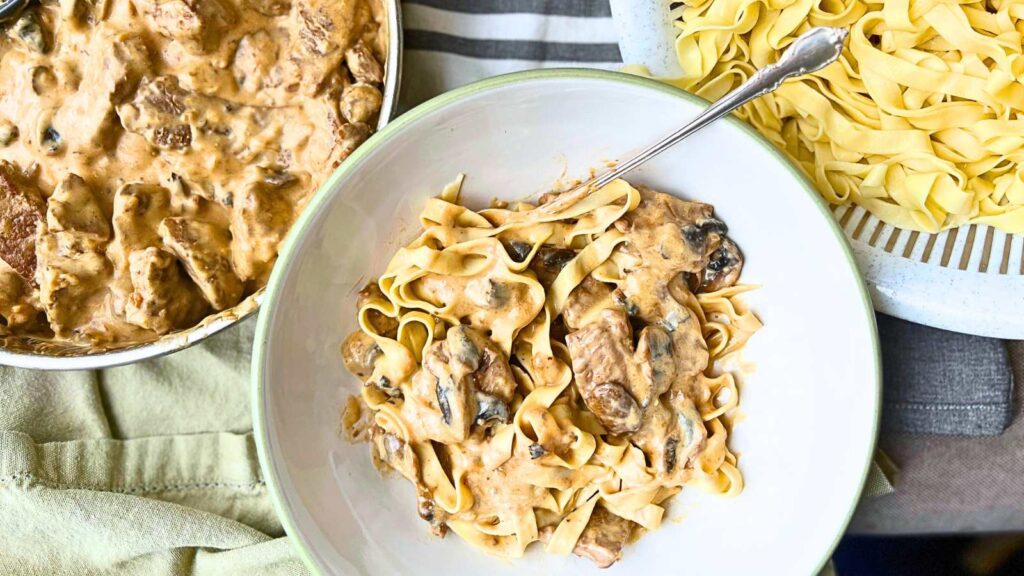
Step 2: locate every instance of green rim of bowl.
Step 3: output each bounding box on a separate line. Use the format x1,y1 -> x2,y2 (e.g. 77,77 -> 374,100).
252,67 -> 882,576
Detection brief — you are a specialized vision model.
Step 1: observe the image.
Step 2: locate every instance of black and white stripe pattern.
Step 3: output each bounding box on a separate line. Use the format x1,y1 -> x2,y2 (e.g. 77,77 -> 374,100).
400,0 -> 622,107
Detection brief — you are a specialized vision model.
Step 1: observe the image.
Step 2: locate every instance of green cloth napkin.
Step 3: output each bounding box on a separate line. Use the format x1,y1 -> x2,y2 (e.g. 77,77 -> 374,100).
0,316 -> 894,574
0,318 -> 305,575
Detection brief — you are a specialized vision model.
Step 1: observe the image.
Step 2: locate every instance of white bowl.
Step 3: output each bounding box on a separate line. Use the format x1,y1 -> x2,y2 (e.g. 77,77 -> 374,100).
253,69 -> 881,576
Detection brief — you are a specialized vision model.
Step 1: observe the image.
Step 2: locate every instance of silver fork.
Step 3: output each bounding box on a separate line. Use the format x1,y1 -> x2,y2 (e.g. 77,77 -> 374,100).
540,26 -> 848,214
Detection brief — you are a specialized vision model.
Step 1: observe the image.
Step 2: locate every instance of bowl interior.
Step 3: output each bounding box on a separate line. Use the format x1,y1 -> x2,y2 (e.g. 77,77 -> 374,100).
255,70 -> 880,576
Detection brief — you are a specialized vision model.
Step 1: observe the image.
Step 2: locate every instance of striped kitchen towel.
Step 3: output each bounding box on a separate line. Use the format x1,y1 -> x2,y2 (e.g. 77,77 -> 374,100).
400,0 -> 622,107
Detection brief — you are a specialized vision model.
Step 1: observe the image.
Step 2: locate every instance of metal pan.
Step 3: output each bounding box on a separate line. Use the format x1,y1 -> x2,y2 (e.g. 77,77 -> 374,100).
0,0 -> 404,370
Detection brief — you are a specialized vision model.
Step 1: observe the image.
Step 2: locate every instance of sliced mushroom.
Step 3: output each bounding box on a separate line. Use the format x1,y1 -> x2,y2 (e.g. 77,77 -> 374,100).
417,495 -> 448,537
9,9 -> 46,53
0,120 -> 18,146
417,326 -> 516,441
447,326 -> 481,371
588,382 -> 642,435
345,41 -> 383,84
339,82 -> 382,124
663,395 -> 706,473
504,240 -> 532,263
40,125 -> 62,155
528,442 -> 547,459
530,246 -> 576,286
701,237 -> 743,292
371,427 -> 420,484
465,277 -> 511,310
473,391 -> 509,426
340,331 -> 381,381
635,326 -> 675,399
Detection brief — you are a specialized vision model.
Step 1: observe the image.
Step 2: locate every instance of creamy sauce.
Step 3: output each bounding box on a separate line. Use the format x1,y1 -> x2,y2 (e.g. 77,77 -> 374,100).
0,0 -> 386,345
341,182 -> 756,567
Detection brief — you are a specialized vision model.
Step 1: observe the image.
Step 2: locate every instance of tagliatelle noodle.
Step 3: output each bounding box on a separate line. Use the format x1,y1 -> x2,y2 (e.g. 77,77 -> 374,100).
343,176 -> 761,561
646,0 -> 1024,233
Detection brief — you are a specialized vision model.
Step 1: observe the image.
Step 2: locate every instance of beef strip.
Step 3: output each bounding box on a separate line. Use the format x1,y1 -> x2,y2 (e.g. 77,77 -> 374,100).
138,0 -> 238,54
158,217 -> 243,311
565,308 -> 644,435
0,162 -> 44,283
35,175 -> 112,339
571,506 -> 635,568
538,506 -> 635,568
229,170 -> 297,283
108,183 -> 208,333
124,246 -> 208,334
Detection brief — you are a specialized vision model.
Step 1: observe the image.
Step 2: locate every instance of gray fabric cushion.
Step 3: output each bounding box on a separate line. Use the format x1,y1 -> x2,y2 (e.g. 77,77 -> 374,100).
877,314 -> 1014,436
849,341 -> 1024,534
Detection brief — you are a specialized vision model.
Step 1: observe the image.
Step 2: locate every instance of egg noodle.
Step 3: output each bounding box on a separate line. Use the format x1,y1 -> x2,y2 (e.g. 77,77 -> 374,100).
341,176 -> 760,565
651,0 -> 1024,233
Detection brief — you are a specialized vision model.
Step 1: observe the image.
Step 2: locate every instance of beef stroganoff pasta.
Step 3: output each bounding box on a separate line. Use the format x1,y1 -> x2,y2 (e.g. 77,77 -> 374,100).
340,177 -> 760,567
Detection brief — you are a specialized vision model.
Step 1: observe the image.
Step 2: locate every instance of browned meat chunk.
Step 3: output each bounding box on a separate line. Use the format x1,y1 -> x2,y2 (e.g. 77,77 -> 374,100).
158,217 -> 243,310
574,506 -> 634,568
0,265 -> 41,331
345,41 -> 383,84
117,76 -> 194,150
232,30 -> 282,93
537,506 -> 634,568
109,183 -> 170,259
0,162 -> 44,283
562,277 -> 614,330
268,0 -> 371,94
566,308 -> 665,434
35,231 -> 110,339
369,426 -> 448,536
46,175 -> 109,237
229,173 -> 296,283
295,0 -> 364,57
124,247 -> 208,333
55,33 -> 150,154
108,183 -> 207,333
416,326 -> 517,442
617,186 -> 742,294
140,0 -> 238,53
35,175 -> 113,339
340,82 -> 383,124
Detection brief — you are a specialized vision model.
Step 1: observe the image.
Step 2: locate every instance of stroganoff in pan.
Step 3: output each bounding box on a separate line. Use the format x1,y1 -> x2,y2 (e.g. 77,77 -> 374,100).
0,0 -> 386,346
340,176 -> 761,567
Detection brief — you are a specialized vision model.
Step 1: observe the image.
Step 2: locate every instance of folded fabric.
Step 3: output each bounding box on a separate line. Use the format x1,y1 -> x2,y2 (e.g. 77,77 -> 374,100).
877,314 -> 1014,436
0,318 -> 303,575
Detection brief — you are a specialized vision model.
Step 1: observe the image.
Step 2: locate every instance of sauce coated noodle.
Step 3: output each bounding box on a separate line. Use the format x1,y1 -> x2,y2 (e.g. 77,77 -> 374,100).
340,176 -> 760,567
